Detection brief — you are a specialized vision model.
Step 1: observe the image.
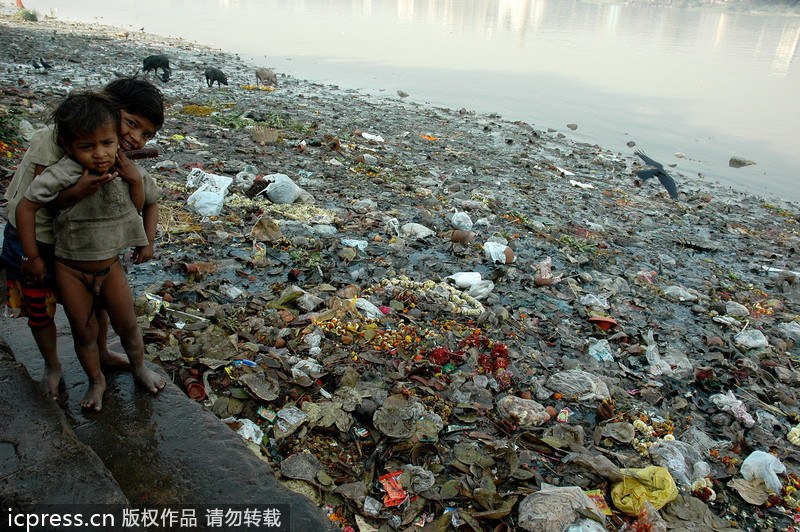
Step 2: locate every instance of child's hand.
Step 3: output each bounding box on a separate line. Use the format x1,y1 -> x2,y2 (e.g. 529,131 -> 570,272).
132,244 -> 154,264
73,167 -> 118,199
114,150 -> 143,185
22,256 -> 46,286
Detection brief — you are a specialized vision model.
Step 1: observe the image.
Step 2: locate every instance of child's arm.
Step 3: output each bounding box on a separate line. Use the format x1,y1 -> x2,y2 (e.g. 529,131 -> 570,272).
52,167 -> 118,209
114,150 -> 145,212
132,202 -> 158,264
15,198 -> 47,284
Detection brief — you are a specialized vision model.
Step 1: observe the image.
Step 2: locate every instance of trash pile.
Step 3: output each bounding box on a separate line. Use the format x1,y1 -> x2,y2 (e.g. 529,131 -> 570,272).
2,9 -> 800,531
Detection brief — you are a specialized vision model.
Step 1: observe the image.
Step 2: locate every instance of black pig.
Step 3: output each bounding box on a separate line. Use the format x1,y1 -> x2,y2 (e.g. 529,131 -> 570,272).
142,54 -> 171,81
204,67 -> 228,87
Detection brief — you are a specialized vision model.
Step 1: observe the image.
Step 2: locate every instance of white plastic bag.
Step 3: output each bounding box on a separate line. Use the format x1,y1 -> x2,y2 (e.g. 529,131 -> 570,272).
186,183 -> 226,216
221,417 -> 264,445
483,241 -> 513,264
446,272 -> 482,288
185,168 -> 233,216
740,450 -> 786,493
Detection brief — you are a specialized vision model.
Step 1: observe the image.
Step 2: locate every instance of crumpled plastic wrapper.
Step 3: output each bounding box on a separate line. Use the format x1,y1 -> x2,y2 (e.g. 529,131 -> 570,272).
610,466 -> 678,516
545,370 -> 610,402
518,485 -> 605,532
497,395 -> 550,428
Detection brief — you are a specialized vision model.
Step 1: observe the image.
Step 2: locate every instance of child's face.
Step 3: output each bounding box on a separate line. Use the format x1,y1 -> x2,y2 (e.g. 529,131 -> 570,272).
119,110 -> 157,151
68,121 -> 119,174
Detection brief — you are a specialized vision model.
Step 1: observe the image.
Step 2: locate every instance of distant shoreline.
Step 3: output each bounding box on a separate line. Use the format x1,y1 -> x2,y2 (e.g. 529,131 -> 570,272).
598,0 -> 800,15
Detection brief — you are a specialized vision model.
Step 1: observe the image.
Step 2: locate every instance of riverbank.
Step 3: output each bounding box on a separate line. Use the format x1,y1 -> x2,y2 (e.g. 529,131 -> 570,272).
2,5 -> 800,532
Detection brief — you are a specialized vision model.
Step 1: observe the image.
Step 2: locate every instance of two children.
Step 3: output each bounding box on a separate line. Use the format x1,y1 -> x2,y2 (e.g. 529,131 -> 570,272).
3,77 -> 166,411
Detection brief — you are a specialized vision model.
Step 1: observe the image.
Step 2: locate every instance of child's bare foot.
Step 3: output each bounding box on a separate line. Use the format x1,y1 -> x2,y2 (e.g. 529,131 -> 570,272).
41,369 -> 65,400
99,349 -> 131,371
80,376 -> 106,412
132,366 -> 166,394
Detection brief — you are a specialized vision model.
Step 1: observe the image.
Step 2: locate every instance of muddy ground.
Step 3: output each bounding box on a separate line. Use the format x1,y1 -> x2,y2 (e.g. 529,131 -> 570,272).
1,5 -> 800,532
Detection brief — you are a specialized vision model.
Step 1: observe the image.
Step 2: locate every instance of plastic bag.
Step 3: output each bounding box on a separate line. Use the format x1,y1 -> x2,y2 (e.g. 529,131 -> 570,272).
588,339 -> 614,363
186,183 -> 226,216
629,501 -> 667,532
610,466 -> 678,516
740,450 -> 786,493
446,271 -> 482,288
259,173 -> 302,204
185,168 -> 233,216
186,167 -> 233,190
579,294 -> 609,309
518,485 -> 605,532
710,390 -> 755,427
648,440 -> 710,487
356,298 -> 385,319
483,241 -> 513,264
467,280 -> 494,300
545,370 -> 611,401
450,210 -> 473,230
221,417 -> 264,444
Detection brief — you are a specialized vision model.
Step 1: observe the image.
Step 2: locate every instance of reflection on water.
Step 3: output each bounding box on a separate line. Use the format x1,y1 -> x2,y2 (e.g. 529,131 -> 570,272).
774,20 -> 800,77
20,0 -> 800,201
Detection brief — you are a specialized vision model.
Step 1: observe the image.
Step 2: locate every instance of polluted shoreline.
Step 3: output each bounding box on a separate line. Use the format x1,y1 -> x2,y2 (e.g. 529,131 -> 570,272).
2,6 -> 800,532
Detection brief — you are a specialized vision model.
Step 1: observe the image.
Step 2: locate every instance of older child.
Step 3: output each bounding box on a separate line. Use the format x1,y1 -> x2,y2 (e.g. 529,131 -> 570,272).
16,91 -> 165,412
1,76 -> 163,400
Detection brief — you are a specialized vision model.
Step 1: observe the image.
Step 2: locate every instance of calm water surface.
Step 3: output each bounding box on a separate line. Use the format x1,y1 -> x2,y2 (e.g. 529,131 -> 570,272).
22,0 -> 800,202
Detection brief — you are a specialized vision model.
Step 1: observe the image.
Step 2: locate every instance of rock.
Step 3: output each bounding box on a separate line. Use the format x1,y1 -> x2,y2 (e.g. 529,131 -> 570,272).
400,222 -> 434,239
729,156 -> 755,168
725,301 -> 750,317
734,329 -> 769,349
778,321 -> 800,343
601,422 -> 635,443
664,286 -> 698,302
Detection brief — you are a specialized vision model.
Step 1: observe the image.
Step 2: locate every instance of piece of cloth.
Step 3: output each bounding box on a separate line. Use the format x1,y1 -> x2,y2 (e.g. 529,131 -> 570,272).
4,125 -> 63,243
24,156 -> 160,261
2,224 -> 58,328
5,279 -> 58,329
56,258 -> 116,326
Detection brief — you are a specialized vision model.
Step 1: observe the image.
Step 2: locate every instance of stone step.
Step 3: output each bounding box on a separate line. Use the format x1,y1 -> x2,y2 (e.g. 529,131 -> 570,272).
0,316 -> 332,530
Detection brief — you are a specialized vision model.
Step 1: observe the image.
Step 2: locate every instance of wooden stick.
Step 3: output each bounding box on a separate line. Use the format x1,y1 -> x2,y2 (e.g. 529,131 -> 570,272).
123,147 -> 159,159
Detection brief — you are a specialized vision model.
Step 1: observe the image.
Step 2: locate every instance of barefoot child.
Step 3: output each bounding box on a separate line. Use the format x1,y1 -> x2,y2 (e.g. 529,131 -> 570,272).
1,76 -> 164,400
15,91 -> 165,411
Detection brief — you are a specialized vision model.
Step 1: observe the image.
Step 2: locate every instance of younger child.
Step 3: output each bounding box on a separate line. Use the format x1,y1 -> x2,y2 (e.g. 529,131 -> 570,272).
16,91 -> 165,412
1,76 -> 163,400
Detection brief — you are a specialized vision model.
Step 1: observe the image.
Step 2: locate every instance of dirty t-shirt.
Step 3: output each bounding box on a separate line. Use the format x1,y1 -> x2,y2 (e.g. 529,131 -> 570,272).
24,156 -> 160,261
4,125 -> 64,244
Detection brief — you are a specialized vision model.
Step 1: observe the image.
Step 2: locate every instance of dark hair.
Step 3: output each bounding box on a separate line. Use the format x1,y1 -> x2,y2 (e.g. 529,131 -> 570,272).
104,75 -> 165,130
52,91 -> 120,150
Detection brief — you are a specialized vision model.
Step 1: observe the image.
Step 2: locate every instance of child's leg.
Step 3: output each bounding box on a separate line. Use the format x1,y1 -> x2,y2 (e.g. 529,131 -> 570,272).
55,263 -> 105,411
30,321 -> 61,399
31,321 -> 65,399
20,283 -> 61,399
95,308 -> 129,369
100,262 -> 165,393
2,227 -> 63,399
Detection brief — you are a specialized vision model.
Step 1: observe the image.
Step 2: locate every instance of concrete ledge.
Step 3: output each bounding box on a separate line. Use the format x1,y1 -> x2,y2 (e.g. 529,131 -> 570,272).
0,340 -> 128,508
0,318 -> 333,530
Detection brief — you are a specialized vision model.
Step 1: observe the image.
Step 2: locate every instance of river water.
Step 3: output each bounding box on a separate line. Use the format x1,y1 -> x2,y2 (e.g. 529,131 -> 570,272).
19,0 -> 800,202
